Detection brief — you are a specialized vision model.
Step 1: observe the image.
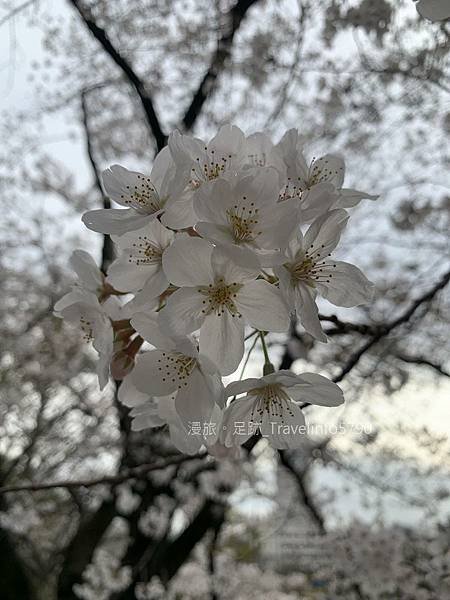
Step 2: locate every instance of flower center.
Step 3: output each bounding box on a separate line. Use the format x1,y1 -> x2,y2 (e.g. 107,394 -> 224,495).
226,201 -> 261,243
122,174 -> 164,214
80,316 -> 94,342
279,180 -> 303,202
190,147 -> 232,187
199,279 -> 242,317
307,157 -> 343,188
286,245 -> 336,287
158,352 -> 197,388
129,236 -> 163,266
249,384 -> 295,420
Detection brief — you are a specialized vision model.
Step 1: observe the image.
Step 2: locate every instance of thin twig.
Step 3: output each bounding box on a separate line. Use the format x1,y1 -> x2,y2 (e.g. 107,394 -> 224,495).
333,268 -> 450,383
0,0 -> 36,28
395,353 -> 450,378
0,453 -> 207,494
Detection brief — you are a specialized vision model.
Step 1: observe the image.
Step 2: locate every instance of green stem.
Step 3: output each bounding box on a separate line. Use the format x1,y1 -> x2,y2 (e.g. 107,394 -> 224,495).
259,331 -> 275,374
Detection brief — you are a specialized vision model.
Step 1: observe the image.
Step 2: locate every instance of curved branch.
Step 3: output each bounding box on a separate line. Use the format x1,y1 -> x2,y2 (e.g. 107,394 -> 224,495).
182,0 -> 261,131
69,0 -> 167,151
334,268 -> 450,383
278,450 -> 326,534
395,353 -> 450,378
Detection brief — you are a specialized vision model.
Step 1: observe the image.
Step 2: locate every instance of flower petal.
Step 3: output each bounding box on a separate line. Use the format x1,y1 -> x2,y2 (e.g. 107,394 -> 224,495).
82,208 -> 155,235
309,154 -> 345,188
119,375 -> 152,408
209,124 -> 246,161
160,287 -> 206,336
70,250 -> 103,291
131,350 -> 180,397
199,311 -> 245,375
107,257 -> 164,294
287,373 -> 344,407
175,368 -> 215,426
162,235 -> 214,287
161,196 -> 197,229
245,132 -> 286,181
260,403 -> 306,449
211,245 -> 261,275
317,260 -> 374,308
294,284 -> 327,342
303,208 -> 349,256
335,188 -> 379,208
221,396 -> 257,447
194,178 -> 233,224
416,0 -> 450,22
225,378 -> 261,398
235,280 -> 290,332
130,312 -> 174,349
195,222 -> 235,246
299,183 -> 337,223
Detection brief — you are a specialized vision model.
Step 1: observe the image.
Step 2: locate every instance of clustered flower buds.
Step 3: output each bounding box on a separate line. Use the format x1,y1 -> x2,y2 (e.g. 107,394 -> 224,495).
55,125 -> 377,453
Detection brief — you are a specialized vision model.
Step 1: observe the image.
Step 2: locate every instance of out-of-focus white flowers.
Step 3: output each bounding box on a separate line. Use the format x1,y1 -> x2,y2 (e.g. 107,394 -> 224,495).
56,125 -> 377,451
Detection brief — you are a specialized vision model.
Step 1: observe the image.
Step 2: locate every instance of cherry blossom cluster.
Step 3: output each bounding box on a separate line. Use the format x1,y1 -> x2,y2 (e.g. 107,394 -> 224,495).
55,126 -> 376,453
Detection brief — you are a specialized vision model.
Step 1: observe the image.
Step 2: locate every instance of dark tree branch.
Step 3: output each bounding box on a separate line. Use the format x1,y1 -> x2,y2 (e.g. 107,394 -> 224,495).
69,0 -> 167,151
333,268 -> 450,383
58,497 -> 118,600
148,499 -> 226,584
319,314 -> 377,336
207,520 -> 223,600
278,450 -> 326,534
0,453 -> 206,495
0,472 -> 34,600
182,0 -> 261,131
395,353 -> 450,378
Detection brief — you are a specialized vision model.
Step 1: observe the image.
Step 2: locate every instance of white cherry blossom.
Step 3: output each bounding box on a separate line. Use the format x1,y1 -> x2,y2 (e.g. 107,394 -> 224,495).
275,209 -> 374,341
118,376 -> 219,455
160,236 -> 290,374
107,219 -> 174,302
244,131 -> 286,184
162,125 -> 248,229
129,312 -> 224,428
55,289 -> 114,389
194,167 -> 299,267
53,250 -> 123,388
277,128 -> 378,221
69,249 -> 105,293
82,146 -> 182,235
221,370 -> 344,449
56,125 -> 378,454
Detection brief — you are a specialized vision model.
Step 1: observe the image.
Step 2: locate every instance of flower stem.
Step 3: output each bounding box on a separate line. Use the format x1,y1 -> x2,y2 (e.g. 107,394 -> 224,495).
259,331 -> 275,375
